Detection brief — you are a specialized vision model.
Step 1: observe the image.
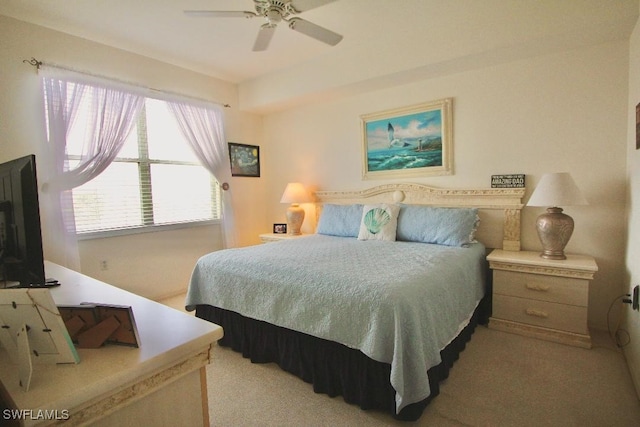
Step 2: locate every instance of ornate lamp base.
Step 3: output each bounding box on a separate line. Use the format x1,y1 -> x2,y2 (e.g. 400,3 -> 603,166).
286,204 -> 305,235
535,207 -> 574,260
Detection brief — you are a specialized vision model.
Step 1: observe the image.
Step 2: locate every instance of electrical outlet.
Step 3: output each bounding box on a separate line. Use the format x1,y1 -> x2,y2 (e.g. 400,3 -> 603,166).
100,260 -> 108,271
633,285 -> 639,311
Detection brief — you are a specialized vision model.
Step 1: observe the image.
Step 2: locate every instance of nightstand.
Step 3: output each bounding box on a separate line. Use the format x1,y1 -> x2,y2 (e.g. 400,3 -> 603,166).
259,233 -> 307,243
487,249 -> 598,348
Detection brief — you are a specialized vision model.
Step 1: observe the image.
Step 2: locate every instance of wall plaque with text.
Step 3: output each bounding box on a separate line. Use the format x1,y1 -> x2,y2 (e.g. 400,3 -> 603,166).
491,174 -> 525,188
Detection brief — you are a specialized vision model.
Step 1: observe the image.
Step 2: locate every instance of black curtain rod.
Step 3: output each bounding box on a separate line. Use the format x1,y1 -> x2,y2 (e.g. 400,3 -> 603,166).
22,57 -> 231,108
23,57 -> 42,69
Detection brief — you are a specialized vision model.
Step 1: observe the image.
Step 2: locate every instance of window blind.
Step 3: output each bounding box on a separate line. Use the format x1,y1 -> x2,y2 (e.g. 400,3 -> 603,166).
61,93 -> 221,234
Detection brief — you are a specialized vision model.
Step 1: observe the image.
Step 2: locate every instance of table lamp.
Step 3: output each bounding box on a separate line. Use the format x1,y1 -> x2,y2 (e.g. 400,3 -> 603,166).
280,182 -> 312,235
527,172 -> 588,260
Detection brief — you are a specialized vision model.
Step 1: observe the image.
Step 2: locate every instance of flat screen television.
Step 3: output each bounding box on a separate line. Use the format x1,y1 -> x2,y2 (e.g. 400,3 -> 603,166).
0,154 -> 47,287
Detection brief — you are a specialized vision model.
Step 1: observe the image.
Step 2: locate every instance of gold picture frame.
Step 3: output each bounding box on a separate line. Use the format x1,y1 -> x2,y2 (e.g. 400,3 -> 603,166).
361,98 -> 453,180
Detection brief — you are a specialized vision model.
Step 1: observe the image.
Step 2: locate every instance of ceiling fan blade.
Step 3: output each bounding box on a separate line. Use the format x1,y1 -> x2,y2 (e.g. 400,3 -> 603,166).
253,24 -> 277,51
290,0 -> 339,12
184,10 -> 258,18
288,17 -> 342,46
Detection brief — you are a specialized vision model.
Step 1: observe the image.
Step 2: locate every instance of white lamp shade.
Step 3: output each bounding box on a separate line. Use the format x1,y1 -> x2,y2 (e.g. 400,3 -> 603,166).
280,182 -> 312,204
527,173 -> 588,207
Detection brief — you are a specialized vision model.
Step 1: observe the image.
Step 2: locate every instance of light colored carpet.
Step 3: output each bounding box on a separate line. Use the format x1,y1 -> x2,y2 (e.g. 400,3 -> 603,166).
159,295 -> 640,426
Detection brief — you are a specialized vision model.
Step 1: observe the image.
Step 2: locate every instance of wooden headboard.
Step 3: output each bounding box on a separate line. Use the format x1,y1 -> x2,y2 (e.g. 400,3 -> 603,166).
314,183 -> 525,251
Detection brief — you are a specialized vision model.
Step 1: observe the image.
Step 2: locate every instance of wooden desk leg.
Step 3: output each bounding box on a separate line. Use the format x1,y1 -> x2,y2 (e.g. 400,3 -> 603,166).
200,366 -> 210,427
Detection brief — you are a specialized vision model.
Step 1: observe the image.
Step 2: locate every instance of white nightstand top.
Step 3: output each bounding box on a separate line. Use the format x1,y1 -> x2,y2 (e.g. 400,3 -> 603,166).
259,233 -> 308,242
487,249 -> 598,273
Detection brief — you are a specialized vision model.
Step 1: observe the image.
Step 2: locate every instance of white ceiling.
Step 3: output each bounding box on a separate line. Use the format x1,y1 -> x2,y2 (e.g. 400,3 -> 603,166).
1,0 -> 638,112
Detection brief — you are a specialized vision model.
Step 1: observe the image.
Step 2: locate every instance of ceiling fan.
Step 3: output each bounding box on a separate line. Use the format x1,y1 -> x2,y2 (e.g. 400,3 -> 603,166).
184,0 -> 343,51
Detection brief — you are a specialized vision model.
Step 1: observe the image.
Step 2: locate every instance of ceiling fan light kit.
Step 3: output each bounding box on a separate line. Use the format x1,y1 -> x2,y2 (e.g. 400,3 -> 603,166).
185,0 -> 342,51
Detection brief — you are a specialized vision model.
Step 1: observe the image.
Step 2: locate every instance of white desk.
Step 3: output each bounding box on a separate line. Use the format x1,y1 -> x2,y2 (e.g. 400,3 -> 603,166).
0,261 -> 223,426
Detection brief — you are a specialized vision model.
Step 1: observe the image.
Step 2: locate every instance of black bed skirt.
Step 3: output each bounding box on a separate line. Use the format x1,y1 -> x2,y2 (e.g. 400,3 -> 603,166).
196,300 -> 488,421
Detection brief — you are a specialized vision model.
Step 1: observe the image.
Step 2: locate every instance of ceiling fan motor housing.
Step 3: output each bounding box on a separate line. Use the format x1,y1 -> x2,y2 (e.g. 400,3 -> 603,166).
257,1 -> 295,24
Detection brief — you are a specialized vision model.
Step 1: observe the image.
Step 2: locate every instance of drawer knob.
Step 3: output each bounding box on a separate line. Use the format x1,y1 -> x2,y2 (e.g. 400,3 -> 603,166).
526,283 -> 550,292
525,308 -> 549,318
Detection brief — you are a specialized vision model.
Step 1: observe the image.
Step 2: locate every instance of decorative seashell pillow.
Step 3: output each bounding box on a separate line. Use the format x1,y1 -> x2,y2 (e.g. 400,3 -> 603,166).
357,203 -> 400,241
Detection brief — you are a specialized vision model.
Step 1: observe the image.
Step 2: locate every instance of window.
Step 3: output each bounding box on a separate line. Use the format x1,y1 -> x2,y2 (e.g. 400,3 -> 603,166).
66,97 -> 221,236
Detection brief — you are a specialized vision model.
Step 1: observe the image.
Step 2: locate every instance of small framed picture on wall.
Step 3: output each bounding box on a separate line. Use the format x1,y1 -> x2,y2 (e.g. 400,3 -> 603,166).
229,142 -> 260,177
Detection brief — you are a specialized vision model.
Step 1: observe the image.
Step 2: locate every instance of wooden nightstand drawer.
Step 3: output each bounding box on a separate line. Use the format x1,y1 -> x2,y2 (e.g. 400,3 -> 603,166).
493,270 -> 588,306
493,294 -> 589,335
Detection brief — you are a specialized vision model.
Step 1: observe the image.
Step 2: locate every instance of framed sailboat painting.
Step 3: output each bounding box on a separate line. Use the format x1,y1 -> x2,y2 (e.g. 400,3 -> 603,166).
361,98 -> 453,179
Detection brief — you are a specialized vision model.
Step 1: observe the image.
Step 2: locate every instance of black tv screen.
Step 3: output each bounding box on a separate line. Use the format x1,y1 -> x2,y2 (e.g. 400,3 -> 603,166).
0,155 -> 46,286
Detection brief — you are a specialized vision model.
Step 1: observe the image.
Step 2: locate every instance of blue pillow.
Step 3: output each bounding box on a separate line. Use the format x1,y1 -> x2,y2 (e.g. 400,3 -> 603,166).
316,204 -> 363,237
396,205 -> 479,247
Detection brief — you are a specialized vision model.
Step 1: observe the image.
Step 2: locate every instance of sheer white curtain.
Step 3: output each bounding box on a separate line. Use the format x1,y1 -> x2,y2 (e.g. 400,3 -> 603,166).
167,101 -> 236,248
39,66 -> 144,269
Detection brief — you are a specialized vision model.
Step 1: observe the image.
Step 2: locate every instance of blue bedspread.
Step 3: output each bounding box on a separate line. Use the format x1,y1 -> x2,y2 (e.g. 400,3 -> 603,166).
186,234 -> 486,412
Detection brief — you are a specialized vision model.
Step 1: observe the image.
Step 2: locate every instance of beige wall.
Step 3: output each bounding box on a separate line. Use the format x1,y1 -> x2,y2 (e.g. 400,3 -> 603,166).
624,4 -> 640,399
263,40 -> 629,332
0,15 -> 267,300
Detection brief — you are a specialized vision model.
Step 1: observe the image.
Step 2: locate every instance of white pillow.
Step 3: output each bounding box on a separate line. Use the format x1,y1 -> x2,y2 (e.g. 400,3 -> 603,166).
357,203 -> 400,241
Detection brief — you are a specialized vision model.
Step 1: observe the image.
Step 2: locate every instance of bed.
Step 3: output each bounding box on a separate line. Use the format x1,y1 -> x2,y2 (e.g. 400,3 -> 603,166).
186,183 -> 525,420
